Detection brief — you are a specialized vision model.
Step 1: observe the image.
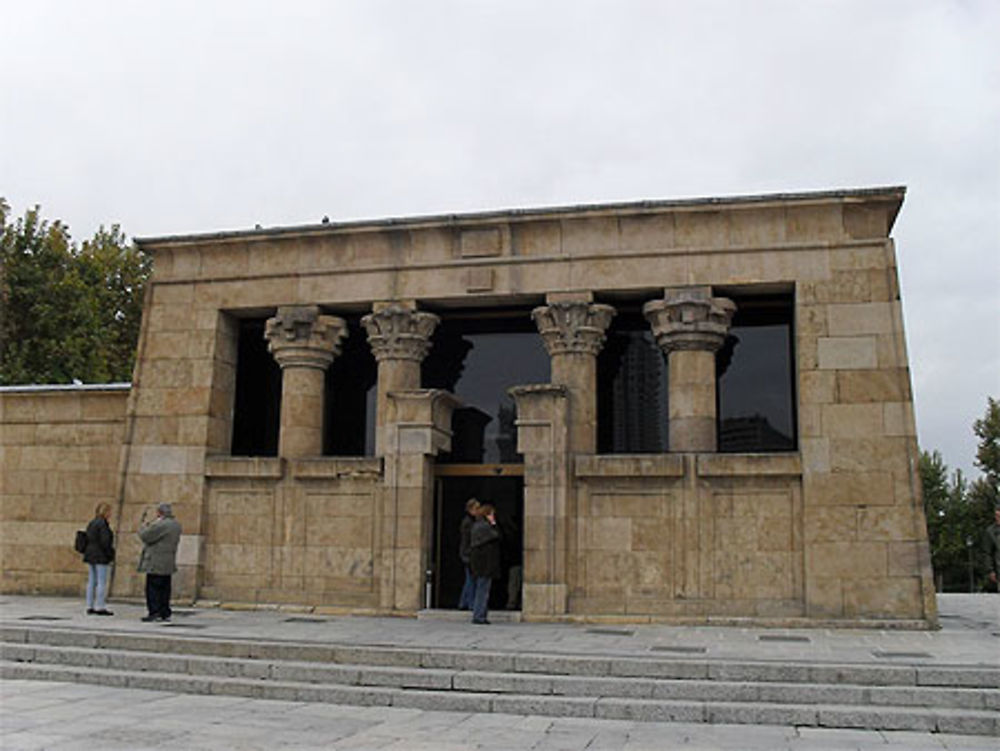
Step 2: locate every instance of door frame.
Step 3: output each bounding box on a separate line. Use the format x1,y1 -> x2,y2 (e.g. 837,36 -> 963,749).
431,464 -> 524,609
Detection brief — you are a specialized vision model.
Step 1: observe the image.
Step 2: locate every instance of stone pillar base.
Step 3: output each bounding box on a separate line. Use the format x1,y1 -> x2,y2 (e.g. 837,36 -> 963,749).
522,583 -> 568,618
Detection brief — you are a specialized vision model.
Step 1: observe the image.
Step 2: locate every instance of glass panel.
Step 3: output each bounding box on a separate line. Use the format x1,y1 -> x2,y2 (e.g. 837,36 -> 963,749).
597,313 -> 669,454
231,318 -> 281,456
717,296 -> 796,452
324,317 -> 376,456
423,314 -> 549,464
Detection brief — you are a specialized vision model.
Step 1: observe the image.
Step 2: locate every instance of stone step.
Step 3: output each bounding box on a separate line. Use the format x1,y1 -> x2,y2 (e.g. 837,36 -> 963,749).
2,660 -> 996,736
4,624 -> 999,689
3,641 -> 996,712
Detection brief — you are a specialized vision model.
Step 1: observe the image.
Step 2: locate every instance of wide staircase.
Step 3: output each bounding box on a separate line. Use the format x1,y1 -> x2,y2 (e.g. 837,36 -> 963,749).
2,622 -> 997,736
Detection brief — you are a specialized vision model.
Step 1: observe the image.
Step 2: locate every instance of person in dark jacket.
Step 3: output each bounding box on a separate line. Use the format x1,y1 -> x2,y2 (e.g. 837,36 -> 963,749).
468,503 -> 501,624
82,502 -> 115,615
457,498 -> 480,610
138,502 -> 182,622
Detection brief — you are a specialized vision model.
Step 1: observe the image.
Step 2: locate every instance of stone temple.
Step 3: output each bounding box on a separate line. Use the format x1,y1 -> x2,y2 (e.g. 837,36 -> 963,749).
0,186 -> 938,626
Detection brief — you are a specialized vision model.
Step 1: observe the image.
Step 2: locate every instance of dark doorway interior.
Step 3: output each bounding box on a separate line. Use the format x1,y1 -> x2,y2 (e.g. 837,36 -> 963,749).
433,475 -> 523,611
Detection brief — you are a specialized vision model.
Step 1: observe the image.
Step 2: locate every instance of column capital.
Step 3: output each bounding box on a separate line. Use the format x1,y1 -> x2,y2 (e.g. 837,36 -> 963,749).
531,301 -> 615,356
643,286 -> 735,354
361,304 -> 440,363
264,305 -> 347,370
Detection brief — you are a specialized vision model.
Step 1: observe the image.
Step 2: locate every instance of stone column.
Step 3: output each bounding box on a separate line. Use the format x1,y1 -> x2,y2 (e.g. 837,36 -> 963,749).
531,294 -> 615,453
265,305 -> 348,458
361,303 -> 440,455
643,287 -> 735,452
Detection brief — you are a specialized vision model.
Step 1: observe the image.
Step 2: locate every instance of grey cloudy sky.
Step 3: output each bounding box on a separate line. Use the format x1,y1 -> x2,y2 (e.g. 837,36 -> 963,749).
2,0 -> 998,478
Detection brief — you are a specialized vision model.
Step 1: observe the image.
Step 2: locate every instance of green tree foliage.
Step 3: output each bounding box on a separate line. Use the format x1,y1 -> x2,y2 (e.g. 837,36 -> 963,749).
0,199 -> 150,385
920,397 -> 999,591
969,397 -> 1000,513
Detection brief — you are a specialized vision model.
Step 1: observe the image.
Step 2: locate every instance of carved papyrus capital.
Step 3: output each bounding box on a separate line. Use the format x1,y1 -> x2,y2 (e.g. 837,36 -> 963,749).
361,305 -> 440,363
264,305 -> 347,370
531,301 -> 615,357
643,287 -> 735,354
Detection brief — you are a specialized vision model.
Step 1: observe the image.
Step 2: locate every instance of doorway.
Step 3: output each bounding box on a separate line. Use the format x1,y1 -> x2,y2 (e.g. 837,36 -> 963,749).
432,472 -> 523,611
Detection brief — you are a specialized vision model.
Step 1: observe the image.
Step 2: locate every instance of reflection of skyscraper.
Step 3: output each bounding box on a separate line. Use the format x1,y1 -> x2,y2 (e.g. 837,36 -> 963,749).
610,332 -> 665,452
719,414 -> 792,452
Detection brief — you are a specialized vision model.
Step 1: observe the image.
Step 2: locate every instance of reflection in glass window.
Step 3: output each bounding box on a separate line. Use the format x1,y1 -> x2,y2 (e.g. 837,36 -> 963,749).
597,312 -> 669,454
423,312 -> 549,464
716,295 -> 796,452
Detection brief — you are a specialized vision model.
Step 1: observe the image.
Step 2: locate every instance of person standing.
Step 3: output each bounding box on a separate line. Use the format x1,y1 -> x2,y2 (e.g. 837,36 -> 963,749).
468,503 -> 501,625
457,498 -> 480,610
82,502 -> 115,615
138,503 -> 182,622
983,503 -> 1000,593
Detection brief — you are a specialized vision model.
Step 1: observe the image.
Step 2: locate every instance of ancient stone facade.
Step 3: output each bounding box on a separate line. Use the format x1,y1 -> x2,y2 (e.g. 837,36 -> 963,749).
0,187 -> 937,626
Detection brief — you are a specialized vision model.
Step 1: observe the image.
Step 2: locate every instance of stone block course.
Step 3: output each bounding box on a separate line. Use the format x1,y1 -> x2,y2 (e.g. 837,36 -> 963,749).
817,336 -> 878,370
827,302 -> 895,336
836,369 -> 910,403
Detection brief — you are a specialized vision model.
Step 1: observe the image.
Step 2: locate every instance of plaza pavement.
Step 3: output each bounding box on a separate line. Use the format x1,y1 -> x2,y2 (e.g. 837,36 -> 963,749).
1,593 -> 997,750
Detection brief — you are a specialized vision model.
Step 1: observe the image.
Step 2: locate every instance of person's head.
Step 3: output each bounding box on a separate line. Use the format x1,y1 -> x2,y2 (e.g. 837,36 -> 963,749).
479,503 -> 495,521
94,502 -> 111,520
465,498 -> 480,516
157,503 -> 173,518
995,503 -> 1000,525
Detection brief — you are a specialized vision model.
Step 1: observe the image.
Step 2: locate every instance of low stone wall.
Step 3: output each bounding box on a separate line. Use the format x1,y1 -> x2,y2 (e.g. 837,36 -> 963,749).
572,454 -> 804,618
197,456 -> 383,608
0,385 -> 129,595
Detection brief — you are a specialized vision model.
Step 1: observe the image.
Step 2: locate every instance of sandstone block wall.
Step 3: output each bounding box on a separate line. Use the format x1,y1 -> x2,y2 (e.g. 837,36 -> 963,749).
0,387 -> 128,594
199,457 -> 382,608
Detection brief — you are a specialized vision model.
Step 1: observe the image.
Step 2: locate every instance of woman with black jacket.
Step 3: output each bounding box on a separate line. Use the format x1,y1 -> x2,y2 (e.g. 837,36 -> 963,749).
83,502 -> 115,615
468,503 -> 501,625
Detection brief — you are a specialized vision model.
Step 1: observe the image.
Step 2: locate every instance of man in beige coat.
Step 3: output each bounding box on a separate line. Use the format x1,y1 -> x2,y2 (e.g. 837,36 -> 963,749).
138,503 -> 182,622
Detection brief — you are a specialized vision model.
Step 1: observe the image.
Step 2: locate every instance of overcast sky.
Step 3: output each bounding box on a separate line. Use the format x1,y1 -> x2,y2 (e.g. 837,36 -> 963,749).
2,0 -> 997,478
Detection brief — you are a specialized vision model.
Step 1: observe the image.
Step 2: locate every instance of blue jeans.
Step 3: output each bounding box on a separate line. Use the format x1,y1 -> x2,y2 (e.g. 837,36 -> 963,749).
472,576 -> 492,623
458,566 -> 475,609
86,563 -> 110,611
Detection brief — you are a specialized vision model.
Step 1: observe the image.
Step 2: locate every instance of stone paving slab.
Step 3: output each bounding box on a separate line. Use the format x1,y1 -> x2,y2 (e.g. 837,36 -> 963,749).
2,679 -> 999,750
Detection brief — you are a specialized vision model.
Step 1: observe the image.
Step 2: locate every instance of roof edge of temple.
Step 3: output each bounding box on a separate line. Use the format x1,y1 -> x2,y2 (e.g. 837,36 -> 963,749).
135,185 -> 906,248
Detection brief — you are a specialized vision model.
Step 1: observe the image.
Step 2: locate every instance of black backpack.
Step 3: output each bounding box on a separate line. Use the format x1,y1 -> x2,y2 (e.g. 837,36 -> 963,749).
74,529 -> 87,554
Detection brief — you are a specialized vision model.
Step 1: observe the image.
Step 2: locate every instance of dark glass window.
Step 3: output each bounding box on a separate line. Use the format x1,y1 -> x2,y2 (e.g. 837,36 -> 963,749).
423,311 -> 549,464
323,316 -> 377,456
716,294 -> 796,452
231,318 -> 281,456
597,310 -> 669,454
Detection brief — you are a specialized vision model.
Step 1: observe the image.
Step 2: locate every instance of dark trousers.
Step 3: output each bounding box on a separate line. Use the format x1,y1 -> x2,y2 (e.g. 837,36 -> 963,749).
472,576 -> 492,623
458,565 -> 475,609
145,574 -> 172,618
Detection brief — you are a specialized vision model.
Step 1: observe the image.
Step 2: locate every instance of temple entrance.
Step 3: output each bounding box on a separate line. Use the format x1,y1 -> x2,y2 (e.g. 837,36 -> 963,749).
421,308 -> 546,612
432,470 -> 524,610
